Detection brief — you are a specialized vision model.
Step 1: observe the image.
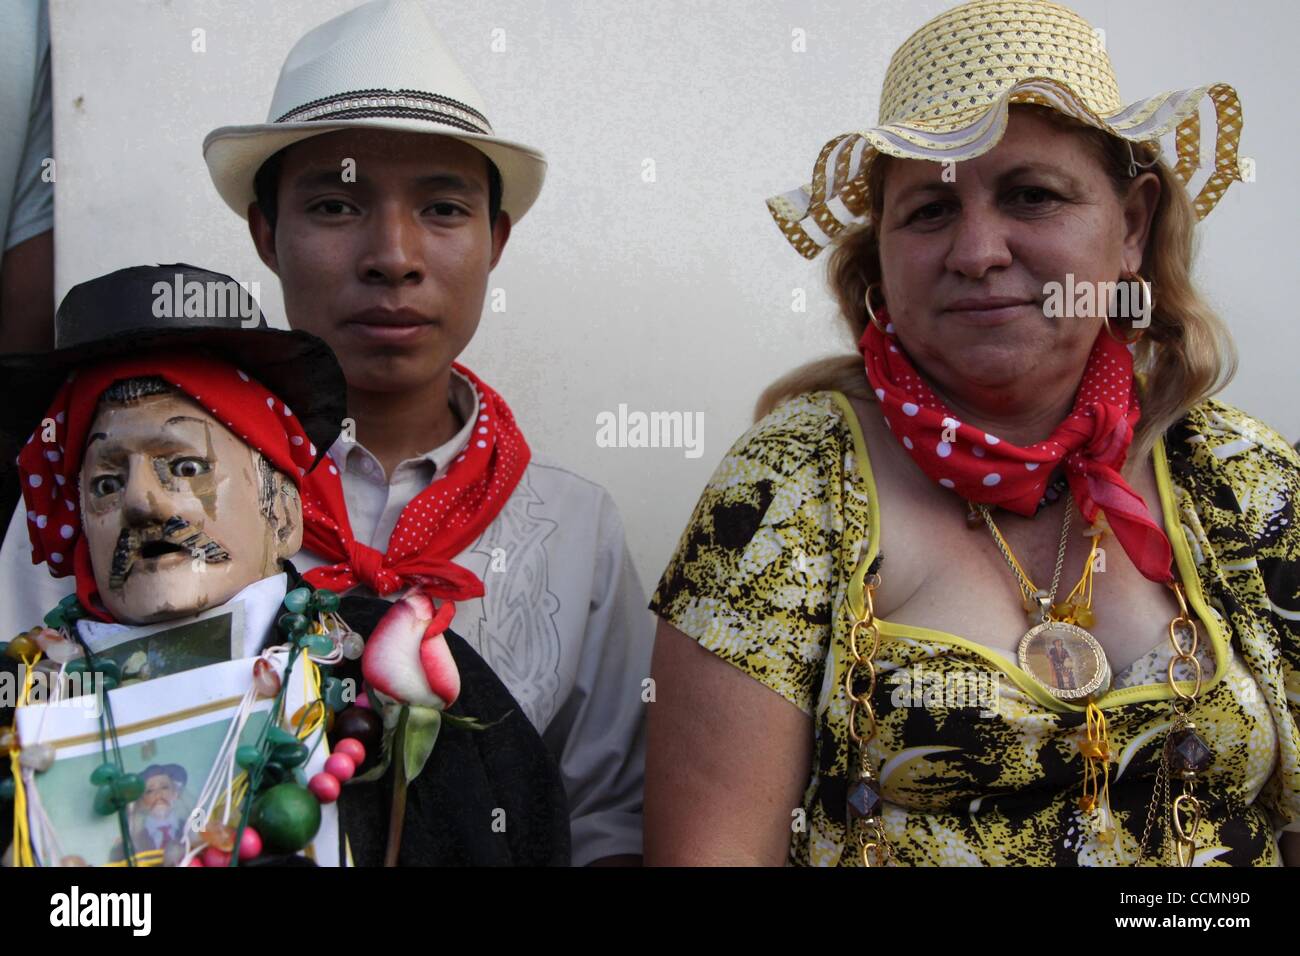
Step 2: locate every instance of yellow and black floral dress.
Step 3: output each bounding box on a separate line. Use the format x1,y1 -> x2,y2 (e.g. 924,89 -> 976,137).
650,391 -> 1300,866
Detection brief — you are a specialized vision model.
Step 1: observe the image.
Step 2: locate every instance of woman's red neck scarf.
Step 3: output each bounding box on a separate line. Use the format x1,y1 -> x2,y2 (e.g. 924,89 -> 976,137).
858,315 -> 1174,583
300,363 -> 529,599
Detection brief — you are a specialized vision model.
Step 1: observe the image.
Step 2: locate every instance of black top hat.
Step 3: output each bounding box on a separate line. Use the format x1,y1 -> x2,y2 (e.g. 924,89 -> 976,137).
139,764 -> 188,788
0,263 -> 345,466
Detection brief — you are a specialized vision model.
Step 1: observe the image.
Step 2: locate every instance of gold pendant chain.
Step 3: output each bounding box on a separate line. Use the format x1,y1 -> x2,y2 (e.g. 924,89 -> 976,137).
844,499 -> 1208,867
844,572 -> 896,867
976,499 -> 1073,618
1136,582 -> 1208,866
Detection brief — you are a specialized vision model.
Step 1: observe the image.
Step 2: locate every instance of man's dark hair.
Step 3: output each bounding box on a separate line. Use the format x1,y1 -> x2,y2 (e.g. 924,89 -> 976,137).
252,144 -> 503,233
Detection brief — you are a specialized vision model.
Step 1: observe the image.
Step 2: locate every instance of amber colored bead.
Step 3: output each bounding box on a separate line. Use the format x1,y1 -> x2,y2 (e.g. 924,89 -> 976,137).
1079,739 -> 1109,761
964,507 -> 984,529
201,822 -> 236,853
1097,827 -> 1116,846
290,701 -> 326,731
0,726 -> 17,756
5,634 -> 38,662
1074,606 -> 1096,628
1078,795 -> 1098,812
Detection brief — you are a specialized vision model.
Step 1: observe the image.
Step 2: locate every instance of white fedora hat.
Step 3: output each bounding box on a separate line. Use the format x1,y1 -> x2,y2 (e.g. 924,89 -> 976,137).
203,0 -> 546,222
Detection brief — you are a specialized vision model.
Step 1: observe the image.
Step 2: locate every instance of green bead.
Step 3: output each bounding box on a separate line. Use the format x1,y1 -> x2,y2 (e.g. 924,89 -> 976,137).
235,745 -> 264,770
89,763 -> 120,786
277,612 -> 309,636
66,658 -> 88,676
250,783 -> 321,853
0,642 -> 8,657
271,741 -> 310,769
59,595 -> 85,621
283,587 -> 312,614
91,660 -> 121,683
42,608 -> 66,630
112,773 -> 144,803
260,763 -> 292,787
310,589 -> 340,614
322,676 -> 348,712
299,633 -> 333,655
93,784 -> 119,816
0,777 -> 15,801
266,726 -> 299,748
100,675 -> 119,691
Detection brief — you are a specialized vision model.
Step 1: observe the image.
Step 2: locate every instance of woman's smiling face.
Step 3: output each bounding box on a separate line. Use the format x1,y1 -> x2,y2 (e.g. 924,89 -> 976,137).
874,108 -> 1159,407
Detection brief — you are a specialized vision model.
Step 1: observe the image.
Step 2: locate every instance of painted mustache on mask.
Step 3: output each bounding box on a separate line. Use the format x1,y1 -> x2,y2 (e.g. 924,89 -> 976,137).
109,516 -> 231,590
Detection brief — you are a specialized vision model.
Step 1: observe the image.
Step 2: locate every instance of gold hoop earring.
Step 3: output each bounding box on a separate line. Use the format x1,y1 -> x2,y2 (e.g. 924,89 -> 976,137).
1104,271 -> 1152,345
864,283 -> 890,333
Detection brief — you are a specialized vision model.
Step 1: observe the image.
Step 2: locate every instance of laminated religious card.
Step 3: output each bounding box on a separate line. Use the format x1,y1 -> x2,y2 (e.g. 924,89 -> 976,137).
13,652 -> 342,867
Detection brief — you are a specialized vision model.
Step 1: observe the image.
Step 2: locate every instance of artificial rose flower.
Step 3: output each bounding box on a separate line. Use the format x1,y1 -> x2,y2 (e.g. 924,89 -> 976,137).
361,591 -> 460,709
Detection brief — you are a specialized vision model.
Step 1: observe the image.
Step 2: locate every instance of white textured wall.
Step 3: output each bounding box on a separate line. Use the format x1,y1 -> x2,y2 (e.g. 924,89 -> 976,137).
49,0 -> 1300,593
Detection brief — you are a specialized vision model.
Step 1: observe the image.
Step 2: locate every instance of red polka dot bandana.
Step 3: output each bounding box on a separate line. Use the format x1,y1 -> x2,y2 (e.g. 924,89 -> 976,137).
17,355 -> 322,620
859,317 -> 1173,583
300,363 -> 529,599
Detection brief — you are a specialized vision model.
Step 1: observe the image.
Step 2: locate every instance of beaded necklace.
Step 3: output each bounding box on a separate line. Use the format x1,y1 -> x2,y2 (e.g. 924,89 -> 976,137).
2,586 -> 375,867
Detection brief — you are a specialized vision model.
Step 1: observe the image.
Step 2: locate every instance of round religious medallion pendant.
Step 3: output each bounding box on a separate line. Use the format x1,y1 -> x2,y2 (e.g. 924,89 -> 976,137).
1017,621 -> 1111,701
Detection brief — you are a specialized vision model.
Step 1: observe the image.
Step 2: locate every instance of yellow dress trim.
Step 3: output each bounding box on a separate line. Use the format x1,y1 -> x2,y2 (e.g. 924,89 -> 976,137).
827,390 -> 1229,714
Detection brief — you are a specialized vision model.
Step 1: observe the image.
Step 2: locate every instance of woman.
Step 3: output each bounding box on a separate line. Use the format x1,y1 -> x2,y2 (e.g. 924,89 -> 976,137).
645,0 -> 1299,866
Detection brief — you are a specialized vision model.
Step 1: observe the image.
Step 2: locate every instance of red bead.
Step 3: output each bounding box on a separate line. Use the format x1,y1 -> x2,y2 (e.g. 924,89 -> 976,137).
308,772 -> 341,803
323,753 -> 356,783
237,826 -> 263,860
334,738 -> 366,764
202,846 -> 231,868
187,857 -> 205,867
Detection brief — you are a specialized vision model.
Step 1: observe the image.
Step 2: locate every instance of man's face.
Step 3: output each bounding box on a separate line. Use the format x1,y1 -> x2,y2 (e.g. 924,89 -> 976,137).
140,773 -> 180,820
251,130 -> 511,396
79,390 -> 303,624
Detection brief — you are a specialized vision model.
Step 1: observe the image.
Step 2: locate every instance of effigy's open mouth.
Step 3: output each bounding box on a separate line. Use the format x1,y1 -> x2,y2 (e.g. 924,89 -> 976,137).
109,516 -> 230,589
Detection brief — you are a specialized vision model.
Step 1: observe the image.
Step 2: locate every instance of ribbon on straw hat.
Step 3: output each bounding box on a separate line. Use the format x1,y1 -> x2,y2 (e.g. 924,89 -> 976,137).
767,0 -> 1244,259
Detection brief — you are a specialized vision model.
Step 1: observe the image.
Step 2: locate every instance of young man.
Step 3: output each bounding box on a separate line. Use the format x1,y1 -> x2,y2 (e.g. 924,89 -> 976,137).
204,0 -> 649,864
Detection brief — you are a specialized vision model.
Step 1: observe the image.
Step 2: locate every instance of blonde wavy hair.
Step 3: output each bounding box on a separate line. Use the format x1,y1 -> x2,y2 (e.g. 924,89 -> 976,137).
755,104 -> 1239,464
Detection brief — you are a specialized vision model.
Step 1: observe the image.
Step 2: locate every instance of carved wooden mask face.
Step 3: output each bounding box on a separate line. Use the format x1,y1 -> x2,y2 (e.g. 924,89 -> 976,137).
78,382 -> 303,624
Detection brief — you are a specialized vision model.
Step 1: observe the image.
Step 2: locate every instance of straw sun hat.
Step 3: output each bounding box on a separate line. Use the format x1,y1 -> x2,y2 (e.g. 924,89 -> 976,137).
767,0 -> 1245,259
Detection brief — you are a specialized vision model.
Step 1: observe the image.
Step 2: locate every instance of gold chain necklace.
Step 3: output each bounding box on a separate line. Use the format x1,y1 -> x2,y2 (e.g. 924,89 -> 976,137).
972,498 -> 1210,864
974,499 -> 1117,843
974,499 -> 1111,702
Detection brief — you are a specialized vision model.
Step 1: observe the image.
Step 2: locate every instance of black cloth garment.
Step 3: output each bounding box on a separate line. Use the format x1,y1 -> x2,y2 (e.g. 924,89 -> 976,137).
329,591 -> 572,866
